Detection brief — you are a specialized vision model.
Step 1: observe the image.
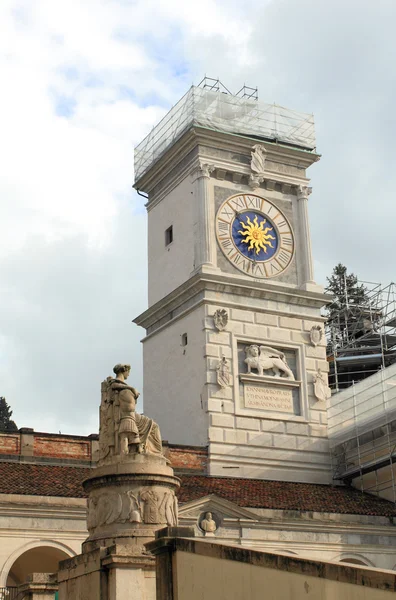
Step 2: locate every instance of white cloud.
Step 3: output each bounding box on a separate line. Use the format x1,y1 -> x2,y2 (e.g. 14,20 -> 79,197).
1,0 -> 395,435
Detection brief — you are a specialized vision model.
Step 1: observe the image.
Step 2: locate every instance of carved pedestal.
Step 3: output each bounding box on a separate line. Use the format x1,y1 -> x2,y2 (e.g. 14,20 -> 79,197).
58,454 -> 179,600
83,453 -> 180,552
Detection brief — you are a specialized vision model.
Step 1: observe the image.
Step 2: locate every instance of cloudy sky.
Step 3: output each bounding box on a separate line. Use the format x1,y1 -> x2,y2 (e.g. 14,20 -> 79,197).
1,0 -> 395,435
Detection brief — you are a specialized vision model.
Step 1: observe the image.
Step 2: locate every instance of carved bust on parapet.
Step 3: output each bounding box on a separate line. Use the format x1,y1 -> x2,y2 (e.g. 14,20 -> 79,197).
244,345 -> 295,380
99,363 -> 163,461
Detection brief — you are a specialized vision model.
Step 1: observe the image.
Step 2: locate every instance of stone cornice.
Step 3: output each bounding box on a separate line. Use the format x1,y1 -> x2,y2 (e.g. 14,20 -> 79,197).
135,127 -> 320,196
133,272 -> 330,333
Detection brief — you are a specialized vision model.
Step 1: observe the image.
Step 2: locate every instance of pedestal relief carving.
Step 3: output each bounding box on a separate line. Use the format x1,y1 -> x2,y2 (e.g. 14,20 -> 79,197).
244,345 -> 295,380
217,356 -> 230,389
99,363 -> 163,462
310,325 -> 323,347
313,369 -> 331,402
213,308 -> 228,331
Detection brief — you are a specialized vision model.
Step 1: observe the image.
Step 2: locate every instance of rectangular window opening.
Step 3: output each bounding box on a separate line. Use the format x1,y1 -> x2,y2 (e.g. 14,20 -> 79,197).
181,333 -> 188,346
165,225 -> 173,246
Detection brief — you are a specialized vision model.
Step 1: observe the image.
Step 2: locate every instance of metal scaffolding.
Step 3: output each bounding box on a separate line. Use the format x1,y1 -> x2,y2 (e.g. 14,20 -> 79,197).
326,281 -> 396,392
134,78 -> 316,181
326,281 -> 396,501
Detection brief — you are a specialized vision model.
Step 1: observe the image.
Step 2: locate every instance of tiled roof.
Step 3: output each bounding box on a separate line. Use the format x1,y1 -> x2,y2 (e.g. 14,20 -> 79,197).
0,462 -> 395,517
0,462 -> 90,498
177,475 -> 396,517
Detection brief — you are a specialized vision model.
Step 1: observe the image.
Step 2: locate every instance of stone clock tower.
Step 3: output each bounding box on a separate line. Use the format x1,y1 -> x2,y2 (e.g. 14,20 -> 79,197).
134,82 -> 331,484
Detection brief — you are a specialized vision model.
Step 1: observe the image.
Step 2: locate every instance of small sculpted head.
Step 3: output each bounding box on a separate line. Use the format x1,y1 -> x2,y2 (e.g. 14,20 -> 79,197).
113,363 -> 131,379
206,512 -> 212,520
246,345 -> 259,358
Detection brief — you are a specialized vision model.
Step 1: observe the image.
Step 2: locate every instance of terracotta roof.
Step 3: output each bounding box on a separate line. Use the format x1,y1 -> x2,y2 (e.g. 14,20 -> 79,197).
0,462 -> 90,498
0,462 -> 395,517
178,475 -> 396,517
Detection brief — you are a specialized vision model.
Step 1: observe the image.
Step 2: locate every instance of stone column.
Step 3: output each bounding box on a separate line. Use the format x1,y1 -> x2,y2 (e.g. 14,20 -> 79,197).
192,163 -> 216,270
18,573 -> 58,600
297,185 -> 315,285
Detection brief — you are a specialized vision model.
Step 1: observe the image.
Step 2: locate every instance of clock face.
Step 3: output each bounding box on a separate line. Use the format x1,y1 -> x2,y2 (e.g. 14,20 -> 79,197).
215,193 -> 294,278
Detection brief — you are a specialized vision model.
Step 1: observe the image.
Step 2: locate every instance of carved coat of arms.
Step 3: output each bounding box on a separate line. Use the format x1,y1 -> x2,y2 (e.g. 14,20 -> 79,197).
213,309 -> 228,331
309,325 -> 323,347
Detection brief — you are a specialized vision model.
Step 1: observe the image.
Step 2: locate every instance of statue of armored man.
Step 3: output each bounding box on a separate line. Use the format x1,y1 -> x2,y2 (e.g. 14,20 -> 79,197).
99,364 -> 163,461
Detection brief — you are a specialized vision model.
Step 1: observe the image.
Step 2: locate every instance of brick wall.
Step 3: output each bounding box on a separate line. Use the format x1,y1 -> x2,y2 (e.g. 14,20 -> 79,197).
0,433 -> 20,455
166,445 -> 207,473
0,429 -> 207,472
34,436 -> 91,459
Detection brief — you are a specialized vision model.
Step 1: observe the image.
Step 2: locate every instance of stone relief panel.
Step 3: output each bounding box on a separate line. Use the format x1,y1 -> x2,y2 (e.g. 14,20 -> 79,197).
237,342 -> 301,416
313,369 -> 331,402
217,356 -> 231,389
87,487 -> 178,531
244,345 -> 295,380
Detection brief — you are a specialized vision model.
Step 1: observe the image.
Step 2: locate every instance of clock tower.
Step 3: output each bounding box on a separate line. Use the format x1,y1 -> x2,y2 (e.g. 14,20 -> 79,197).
134,81 -> 331,484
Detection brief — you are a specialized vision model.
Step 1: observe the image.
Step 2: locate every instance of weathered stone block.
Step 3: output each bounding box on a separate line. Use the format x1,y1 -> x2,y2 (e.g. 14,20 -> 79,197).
255,313 -> 278,326
208,331 -> 231,345
309,424 -> 328,438
211,413 -> 235,428
286,422 -> 309,436
208,427 -> 224,442
267,327 -> 290,342
224,429 -> 247,444
243,323 -> 268,338
306,345 -> 326,359
204,344 -> 220,357
231,308 -> 254,323
208,398 -> 223,412
236,417 -> 261,431
272,433 -> 297,449
221,400 -> 235,413
279,316 -> 302,330
261,419 -> 286,433
247,431 -> 272,446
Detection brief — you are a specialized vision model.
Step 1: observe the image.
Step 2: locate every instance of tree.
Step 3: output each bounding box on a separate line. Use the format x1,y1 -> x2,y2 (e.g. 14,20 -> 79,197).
0,397 -> 18,432
325,263 -> 374,348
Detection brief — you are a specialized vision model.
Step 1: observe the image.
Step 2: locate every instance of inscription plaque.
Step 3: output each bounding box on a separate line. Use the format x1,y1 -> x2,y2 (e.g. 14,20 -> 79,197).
244,384 -> 294,413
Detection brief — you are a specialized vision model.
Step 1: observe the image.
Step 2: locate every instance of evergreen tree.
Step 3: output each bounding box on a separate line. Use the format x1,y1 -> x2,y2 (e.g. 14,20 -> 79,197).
0,396 -> 18,432
325,263 -> 372,348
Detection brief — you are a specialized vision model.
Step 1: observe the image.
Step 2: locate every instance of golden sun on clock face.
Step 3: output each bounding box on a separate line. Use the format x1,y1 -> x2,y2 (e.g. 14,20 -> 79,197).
215,193 -> 294,279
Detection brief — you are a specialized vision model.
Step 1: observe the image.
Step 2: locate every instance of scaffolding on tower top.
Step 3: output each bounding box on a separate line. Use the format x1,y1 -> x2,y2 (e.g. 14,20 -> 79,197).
134,78 -> 316,181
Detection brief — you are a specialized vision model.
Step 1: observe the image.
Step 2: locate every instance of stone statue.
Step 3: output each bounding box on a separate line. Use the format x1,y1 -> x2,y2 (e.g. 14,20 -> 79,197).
251,144 -> 267,174
244,345 -> 295,380
159,491 -> 178,526
217,356 -> 230,389
201,512 -> 217,534
99,364 -> 163,460
140,489 -> 161,524
313,369 -> 331,402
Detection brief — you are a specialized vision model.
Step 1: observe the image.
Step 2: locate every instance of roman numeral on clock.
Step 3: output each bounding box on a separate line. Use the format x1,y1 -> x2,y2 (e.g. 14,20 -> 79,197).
277,250 -> 290,266
246,196 -> 262,209
218,221 -> 229,233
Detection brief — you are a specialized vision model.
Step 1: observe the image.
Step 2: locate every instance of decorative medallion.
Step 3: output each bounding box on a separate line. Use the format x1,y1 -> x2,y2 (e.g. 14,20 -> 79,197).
213,308 -> 228,331
199,511 -> 218,536
309,325 -> 323,347
217,356 -> 230,389
216,193 -> 294,278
